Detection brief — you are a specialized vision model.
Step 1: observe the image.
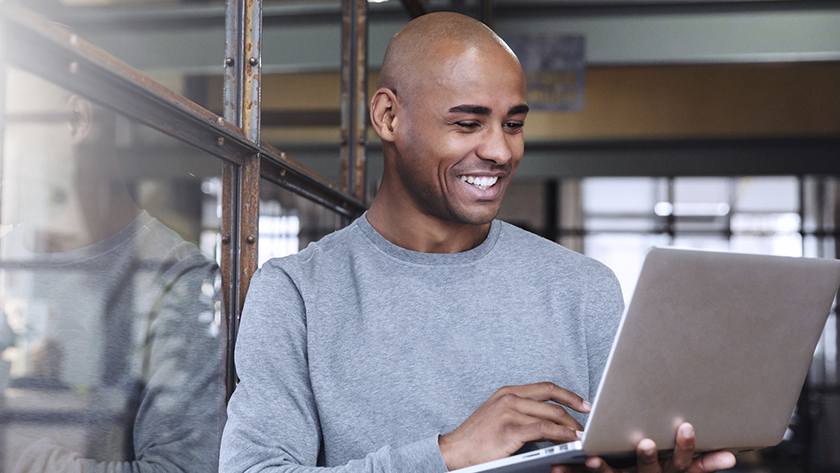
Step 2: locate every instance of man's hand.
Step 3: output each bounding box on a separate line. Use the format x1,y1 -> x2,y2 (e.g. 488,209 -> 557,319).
551,423 -> 737,473
439,382 -> 591,471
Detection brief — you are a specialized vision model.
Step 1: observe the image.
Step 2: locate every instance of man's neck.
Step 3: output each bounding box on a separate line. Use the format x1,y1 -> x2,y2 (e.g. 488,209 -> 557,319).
366,197 -> 491,254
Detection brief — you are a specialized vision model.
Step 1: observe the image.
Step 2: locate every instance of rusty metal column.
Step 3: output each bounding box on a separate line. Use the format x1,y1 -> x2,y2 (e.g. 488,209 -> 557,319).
340,0 -> 368,203
223,0 -> 262,395
239,0 -> 262,303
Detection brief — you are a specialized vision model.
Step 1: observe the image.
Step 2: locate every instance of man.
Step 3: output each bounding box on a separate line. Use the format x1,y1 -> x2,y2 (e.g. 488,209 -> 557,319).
219,12 -> 737,473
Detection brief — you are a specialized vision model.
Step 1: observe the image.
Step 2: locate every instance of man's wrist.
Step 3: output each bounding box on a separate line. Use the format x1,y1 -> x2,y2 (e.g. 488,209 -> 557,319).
438,433 -> 460,471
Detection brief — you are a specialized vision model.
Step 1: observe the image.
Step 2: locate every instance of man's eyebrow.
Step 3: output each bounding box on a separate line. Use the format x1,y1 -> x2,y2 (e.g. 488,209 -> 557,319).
447,104 -> 530,116
448,105 -> 491,115
508,104 -> 530,115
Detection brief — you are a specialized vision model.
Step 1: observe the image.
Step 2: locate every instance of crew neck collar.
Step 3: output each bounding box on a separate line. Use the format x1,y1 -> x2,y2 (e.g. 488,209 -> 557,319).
355,212 -> 501,266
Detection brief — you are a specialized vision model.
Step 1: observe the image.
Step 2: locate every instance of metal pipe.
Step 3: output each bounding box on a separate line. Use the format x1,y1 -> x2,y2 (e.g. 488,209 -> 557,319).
243,0 -> 262,144
222,0 -> 246,401
225,0 -> 245,129
340,0 -> 368,203
235,0 -> 263,317
261,143 -> 365,217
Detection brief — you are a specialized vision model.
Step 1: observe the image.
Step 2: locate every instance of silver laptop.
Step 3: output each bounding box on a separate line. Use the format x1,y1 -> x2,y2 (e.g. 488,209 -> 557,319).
454,247 -> 840,473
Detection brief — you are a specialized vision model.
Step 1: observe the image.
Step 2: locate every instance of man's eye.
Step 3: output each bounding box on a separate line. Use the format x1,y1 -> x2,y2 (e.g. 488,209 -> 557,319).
457,122 -> 480,129
504,122 -> 524,131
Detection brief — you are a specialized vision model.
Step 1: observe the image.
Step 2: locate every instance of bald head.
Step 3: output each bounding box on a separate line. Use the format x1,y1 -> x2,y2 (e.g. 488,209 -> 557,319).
366,12 -> 529,249
378,12 -> 520,106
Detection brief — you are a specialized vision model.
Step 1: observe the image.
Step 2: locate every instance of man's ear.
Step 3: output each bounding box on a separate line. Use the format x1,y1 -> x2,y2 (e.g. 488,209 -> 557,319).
370,87 -> 399,142
66,95 -> 93,146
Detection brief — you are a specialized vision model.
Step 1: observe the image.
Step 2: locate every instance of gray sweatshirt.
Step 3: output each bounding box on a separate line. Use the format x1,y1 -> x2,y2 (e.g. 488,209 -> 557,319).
220,215 -> 623,473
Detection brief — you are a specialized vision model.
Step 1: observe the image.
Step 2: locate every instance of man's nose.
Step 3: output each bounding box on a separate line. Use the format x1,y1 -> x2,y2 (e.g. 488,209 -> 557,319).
476,126 -> 513,164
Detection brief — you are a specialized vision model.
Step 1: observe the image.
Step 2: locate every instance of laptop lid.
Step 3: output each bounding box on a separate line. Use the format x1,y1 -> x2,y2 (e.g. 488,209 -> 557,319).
582,247 -> 840,456
453,248 -> 840,473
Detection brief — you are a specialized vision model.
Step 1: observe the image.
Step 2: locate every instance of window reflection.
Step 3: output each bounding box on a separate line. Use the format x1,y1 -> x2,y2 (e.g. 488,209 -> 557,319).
0,68 -> 224,473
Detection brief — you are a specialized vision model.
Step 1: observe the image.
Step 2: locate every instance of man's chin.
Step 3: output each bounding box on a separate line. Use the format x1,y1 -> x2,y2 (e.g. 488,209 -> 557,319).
448,205 -> 500,227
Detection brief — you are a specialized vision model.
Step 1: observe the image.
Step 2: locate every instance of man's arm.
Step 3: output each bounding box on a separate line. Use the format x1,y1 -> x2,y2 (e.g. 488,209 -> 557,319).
219,262 -> 448,473
438,260 -> 626,471
583,266 -> 624,403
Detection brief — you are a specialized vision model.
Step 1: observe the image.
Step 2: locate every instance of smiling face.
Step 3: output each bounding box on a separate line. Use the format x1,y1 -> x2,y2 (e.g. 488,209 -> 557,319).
388,42 -> 528,227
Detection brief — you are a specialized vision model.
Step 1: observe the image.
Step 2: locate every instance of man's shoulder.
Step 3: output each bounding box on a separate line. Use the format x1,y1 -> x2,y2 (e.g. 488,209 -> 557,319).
495,220 -> 616,280
259,220 -> 362,274
496,221 -> 595,263
247,221 -> 369,309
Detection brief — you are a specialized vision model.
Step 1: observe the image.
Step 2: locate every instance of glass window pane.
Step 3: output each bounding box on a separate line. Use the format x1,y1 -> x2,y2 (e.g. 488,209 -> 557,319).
1,67 -> 225,473
584,218 -> 656,232
257,179 -> 344,267
583,233 -> 670,306
672,217 -> 729,234
802,176 -> 837,235
258,22 -> 349,188
669,178 -> 731,235
734,176 -> 799,213
581,177 -> 657,214
21,1 -> 223,113
669,235 -> 731,253
673,177 -> 729,206
730,234 -> 803,257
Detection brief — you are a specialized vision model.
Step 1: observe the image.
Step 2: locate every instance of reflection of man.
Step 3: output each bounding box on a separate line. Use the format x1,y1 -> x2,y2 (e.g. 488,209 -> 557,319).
220,12 -> 736,473
0,70 -> 224,473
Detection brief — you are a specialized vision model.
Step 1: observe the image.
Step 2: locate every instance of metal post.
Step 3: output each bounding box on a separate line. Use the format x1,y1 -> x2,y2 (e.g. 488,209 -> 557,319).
237,0 -> 262,306
340,0 -> 368,203
222,0 -> 263,394
243,0 -> 262,145
224,0 -> 245,129
223,0 -> 261,312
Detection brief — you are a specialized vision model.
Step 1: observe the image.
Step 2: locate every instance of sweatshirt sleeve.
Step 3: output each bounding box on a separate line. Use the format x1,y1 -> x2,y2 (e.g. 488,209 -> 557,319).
584,263 -> 625,402
218,262 -> 449,473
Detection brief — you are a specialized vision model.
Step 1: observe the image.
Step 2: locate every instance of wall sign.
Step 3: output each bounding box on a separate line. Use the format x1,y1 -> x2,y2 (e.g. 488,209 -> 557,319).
505,34 -> 586,112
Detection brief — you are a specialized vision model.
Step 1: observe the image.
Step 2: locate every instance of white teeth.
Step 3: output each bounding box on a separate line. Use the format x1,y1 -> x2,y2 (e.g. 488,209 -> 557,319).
459,175 -> 498,190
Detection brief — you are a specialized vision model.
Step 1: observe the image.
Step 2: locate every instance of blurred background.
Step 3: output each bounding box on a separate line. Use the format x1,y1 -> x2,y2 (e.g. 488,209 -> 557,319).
1,0 -> 839,472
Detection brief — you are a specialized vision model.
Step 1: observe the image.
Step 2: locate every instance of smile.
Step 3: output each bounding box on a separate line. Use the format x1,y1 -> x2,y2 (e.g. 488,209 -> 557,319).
458,175 -> 498,191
